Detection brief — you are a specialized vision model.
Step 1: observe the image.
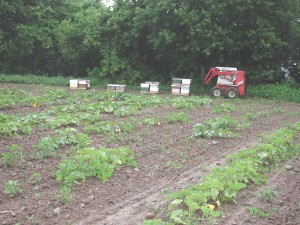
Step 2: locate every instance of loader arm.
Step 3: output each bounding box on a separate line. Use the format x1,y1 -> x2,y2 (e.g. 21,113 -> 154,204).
204,68 -> 216,84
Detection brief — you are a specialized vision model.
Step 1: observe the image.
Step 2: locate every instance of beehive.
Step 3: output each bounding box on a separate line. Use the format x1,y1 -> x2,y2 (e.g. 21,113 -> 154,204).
107,84 -> 126,92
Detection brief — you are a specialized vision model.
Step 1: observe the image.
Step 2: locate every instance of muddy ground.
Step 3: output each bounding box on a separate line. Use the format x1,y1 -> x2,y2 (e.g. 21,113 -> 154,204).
0,83 -> 299,225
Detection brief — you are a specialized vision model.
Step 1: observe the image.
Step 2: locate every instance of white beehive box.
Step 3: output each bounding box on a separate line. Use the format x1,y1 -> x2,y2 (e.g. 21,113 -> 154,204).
180,86 -> 190,95
69,80 -> 79,89
149,84 -> 159,93
181,79 -> 192,85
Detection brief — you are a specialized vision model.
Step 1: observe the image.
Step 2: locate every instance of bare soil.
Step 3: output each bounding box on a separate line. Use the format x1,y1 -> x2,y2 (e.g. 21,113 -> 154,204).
0,83 -> 299,225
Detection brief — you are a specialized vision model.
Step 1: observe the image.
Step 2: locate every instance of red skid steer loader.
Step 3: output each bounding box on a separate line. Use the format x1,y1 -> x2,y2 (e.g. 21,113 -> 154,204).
204,67 -> 246,99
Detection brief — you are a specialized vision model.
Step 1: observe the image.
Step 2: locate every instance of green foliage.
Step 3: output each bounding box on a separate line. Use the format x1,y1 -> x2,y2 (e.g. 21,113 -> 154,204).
29,172 -> 43,186
0,113 -> 33,136
157,122 -> 300,224
1,144 -> 25,167
35,136 -> 59,158
169,97 -> 211,109
50,114 -> 81,129
143,219 -> 174,225
193,116 -> 238,138
259,187 -> 277,202
212,102 -> 237,114
248,206 -> 274,219
247,83 -> 300,102
57,185 -> 72,204
165,112 -> 189,123
144,117 -> 160,126
83,121 -> 133,134
0,88 -> 30,108
56,146 -> 136,189
35,128 -> 92,159
4,180 -> 24,197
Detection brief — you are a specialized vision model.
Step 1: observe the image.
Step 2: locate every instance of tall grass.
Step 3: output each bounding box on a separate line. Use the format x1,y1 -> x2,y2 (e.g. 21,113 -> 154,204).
247,83 -> 300,103
0,74 -> 72,86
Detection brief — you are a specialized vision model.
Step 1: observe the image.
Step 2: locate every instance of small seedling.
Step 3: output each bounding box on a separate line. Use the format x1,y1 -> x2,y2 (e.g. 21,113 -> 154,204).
4,180 -> 24,197
259,187 -> 277,202
248,206 -> 277,219
30,172 -> 43,186
1,144 -> 25,167
57,186 -> 72,204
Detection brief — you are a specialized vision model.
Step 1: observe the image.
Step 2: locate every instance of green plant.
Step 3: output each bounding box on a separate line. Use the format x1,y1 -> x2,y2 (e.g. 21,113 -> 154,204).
166,160 -> 183,170
259,187 -> 277,202
27,214 -> 36,225
273,107 -> 282,113
144,117 -> 160,126
57,185 -> 72,204
1,144 -> 25,167
56,146 -> 136,189
35,136 -> 59,159
193,116 -> 239,138
248,206 -> 272,219
30,172 -> 43,186
50,114 -> 80,129
212,102 -> 236,114
143,219 -> 174,225
151,122 -> 300,224
4,180 -> 24,197
169,96 -> 211,109
247,83 -> 300,103
84,121 -> 133,134
165,112 -> 189,123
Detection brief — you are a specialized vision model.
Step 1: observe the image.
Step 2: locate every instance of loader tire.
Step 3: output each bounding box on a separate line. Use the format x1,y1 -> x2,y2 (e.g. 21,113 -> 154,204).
226,88 -> 239,99
211,87 -> 222,97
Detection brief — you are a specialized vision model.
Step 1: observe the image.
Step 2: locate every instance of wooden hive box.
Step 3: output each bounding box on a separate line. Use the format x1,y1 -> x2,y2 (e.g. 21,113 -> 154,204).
78,80 -> 90,89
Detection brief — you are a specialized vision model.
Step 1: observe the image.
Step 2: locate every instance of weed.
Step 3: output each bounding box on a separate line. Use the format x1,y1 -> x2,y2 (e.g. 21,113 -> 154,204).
1,144 -> 25,167
27,214 -> 36,225
30,173 -> 43,186
165,112 -> 189,123
84,121 -> 133,134
273,107 -> 282,113
4,180 -> 24,197
143,219 -> 173,225
248,206 -> 274,219
169,96 -> 211,109
144,117 -> 160,126
166,160 -> 183,170
57,186 -> 73,204
259,187 -> 277,202
212,102 -> 236,114
35,136 -> 58,159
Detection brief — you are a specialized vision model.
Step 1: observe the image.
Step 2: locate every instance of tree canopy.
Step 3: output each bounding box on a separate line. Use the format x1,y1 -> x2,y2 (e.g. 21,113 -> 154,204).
0,0 -> 299,84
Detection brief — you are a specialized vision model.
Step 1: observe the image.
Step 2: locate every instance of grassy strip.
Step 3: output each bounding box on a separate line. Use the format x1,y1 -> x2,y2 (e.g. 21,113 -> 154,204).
247,83 -> 300,103
0,73 -> 73,86
144,122 -> 300,225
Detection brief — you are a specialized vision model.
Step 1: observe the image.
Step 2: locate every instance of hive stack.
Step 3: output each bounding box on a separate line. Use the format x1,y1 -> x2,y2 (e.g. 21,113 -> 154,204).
107,84 -> 127,92
171,78 -> 192,95
69,80 -> 90,90
140,82 -> 159,93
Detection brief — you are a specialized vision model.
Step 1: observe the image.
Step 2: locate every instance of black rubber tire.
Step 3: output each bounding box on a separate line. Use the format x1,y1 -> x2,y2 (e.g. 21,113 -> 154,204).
226,88 -> 239,99
211,87 -> 222,97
